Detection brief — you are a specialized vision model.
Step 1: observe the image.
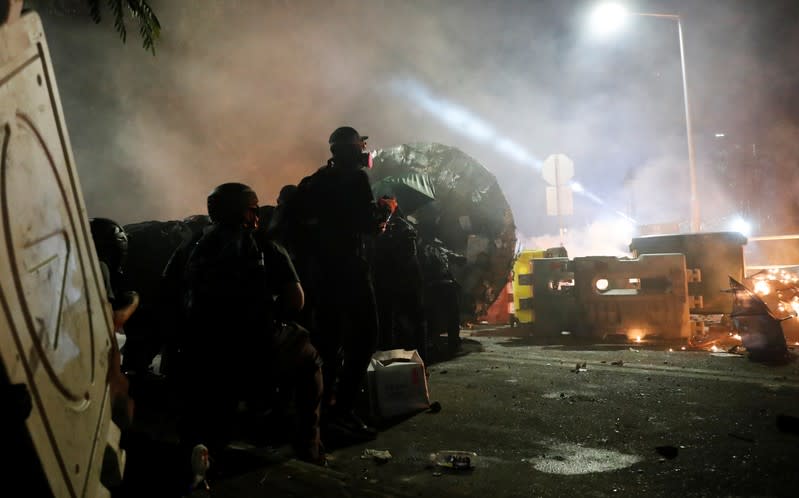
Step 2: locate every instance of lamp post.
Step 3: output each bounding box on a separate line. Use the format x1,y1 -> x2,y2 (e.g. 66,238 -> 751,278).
590,3 -> 700,232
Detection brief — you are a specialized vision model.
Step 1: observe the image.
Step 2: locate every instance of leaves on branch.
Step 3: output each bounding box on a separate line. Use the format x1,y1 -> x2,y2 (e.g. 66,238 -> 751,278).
86,0 -> 161,54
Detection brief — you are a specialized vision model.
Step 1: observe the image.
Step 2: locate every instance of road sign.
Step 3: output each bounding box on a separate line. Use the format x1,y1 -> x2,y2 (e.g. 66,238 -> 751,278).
542,154 -> 574,186
546,186 -> 574,216
542,154 -> 575,245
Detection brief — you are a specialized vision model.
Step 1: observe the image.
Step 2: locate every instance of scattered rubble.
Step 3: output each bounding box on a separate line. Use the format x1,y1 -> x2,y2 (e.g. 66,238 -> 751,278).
361,449 -> 392,463
429,451 -> 478,470
427,401 -> 442,414
572,362 -> 588,373
727,433 -> 755,443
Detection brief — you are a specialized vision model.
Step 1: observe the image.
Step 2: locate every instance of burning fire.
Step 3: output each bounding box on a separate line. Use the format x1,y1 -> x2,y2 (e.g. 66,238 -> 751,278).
753,280 -> 771,295
731,333 -> 742,341
709,345 -> 723,352
750,269 -> 799,319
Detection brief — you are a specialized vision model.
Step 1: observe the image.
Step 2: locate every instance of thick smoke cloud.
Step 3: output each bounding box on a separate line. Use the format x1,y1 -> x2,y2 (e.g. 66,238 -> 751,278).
27,0 -> 799,252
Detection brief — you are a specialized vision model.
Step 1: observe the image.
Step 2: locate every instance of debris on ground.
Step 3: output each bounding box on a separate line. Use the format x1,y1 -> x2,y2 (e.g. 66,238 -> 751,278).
429,451 -> 478,470
572,362 -> 588,373
427,401 -> 442,414
611,360 -> 624,366
361,449 -> 393,463
728,433 -> 755,443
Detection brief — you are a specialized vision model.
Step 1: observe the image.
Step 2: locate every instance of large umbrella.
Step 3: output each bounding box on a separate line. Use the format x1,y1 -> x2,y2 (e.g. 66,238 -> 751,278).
369,143 -> 517,323
372,173 -> 436,214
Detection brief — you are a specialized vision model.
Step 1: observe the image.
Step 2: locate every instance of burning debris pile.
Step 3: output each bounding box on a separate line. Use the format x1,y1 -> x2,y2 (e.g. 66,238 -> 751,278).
748,268 -> 799,321
744,268 -> 799,348
691,270 -> 799,361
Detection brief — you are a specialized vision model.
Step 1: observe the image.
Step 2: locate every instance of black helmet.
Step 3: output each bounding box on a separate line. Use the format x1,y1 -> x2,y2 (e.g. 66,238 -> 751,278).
328,126 -> 368,147
89,217 -> 128,274
277,184 -> 298,205
207,182 -> 258,225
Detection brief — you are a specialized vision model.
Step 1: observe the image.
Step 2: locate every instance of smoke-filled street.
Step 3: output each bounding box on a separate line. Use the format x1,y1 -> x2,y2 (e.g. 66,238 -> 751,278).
153,330 -> 799,497
25,0 -> 799,245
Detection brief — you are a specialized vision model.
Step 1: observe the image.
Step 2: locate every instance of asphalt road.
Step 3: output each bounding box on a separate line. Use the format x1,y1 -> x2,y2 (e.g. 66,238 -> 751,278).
155,329 -> 799,497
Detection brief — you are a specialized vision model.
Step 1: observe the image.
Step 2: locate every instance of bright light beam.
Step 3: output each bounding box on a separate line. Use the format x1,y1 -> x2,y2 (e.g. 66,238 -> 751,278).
389,77 -> 528,160
390,77 -> 624,216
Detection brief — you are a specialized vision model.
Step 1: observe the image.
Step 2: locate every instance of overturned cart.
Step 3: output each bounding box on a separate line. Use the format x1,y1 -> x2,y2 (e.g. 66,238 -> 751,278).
524,253 -> 696,341
517,232 -> 749,340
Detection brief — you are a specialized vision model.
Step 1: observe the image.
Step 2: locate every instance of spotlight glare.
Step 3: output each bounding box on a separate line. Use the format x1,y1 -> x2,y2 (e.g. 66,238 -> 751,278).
589,3 -> 629,37
728,216 -> 752,237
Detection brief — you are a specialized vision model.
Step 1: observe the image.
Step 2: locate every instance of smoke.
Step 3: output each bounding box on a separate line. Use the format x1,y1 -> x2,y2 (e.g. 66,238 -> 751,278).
25,0 -> 799,237
519,218 -> 635,258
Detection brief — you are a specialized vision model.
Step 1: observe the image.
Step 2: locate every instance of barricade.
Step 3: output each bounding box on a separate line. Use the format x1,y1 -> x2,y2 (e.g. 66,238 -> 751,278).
572,254 -> 691,340
530,257 -> 577,335
630,232 -> 746,314
512,249 -> 546,324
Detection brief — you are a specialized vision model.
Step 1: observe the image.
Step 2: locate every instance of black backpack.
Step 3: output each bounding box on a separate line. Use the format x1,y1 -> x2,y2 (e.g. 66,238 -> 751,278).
419,243 -> 452,283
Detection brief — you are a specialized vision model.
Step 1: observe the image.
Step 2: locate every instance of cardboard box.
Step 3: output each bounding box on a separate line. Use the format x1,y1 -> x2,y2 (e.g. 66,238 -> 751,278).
368,350 -> 430,419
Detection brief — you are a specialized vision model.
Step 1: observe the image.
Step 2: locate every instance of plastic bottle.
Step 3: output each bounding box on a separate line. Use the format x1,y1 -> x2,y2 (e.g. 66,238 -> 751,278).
429,451 -> 479,470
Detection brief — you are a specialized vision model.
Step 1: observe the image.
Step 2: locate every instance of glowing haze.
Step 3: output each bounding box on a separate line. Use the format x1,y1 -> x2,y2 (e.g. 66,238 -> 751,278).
29,0 -> 799,249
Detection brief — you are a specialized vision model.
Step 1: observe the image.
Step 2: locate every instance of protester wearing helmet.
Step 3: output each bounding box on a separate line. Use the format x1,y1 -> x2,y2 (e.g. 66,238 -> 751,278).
293,127 -> 394,441
89,217 -> 137,428
89,217 -> 139,328
176,182 -> 324,484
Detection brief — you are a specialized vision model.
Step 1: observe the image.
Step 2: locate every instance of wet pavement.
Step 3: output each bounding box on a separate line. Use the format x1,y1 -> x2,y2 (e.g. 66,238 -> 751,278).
140,327 -> 799,497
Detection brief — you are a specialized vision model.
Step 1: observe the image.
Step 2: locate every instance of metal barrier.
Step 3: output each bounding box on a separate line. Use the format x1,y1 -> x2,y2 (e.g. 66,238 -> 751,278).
511,249 -> 546,324
744,234 -> 799,275
530,257 -> 577,335
572,254 -> 691,340
630,232 -> 745,314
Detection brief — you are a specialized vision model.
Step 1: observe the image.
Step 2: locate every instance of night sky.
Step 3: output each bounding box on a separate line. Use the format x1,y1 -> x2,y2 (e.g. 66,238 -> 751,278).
24,0 -> 799,247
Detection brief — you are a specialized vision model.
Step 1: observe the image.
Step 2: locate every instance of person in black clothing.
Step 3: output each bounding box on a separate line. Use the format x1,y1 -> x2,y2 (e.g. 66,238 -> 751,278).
265,184 -> 298,236
418,235 -> 466,356
255,184 -> 314,330
373,208 -> 427,359
173,183 -> 324,480
89,217 -> 137,428
295,126 -> 393,439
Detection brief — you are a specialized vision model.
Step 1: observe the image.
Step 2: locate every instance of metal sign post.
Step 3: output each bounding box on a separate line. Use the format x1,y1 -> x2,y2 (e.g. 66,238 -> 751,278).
542,154 -> 574,245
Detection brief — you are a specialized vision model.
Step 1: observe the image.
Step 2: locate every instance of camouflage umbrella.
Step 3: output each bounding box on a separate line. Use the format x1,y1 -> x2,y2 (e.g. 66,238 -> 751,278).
372,173 -> 436,214
370,143 -> 517,322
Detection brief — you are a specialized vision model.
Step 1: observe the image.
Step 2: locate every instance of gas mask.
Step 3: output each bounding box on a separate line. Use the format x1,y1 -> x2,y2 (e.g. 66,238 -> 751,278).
361,150 -> 374,169
332,144 -> 373,169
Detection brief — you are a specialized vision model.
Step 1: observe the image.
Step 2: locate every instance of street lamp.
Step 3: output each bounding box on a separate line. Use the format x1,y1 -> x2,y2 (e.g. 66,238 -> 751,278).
589,2 -> 700,232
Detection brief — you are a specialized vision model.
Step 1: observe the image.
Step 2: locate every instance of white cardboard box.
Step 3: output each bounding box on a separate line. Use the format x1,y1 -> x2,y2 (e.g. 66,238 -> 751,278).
368,349 -> 430,419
